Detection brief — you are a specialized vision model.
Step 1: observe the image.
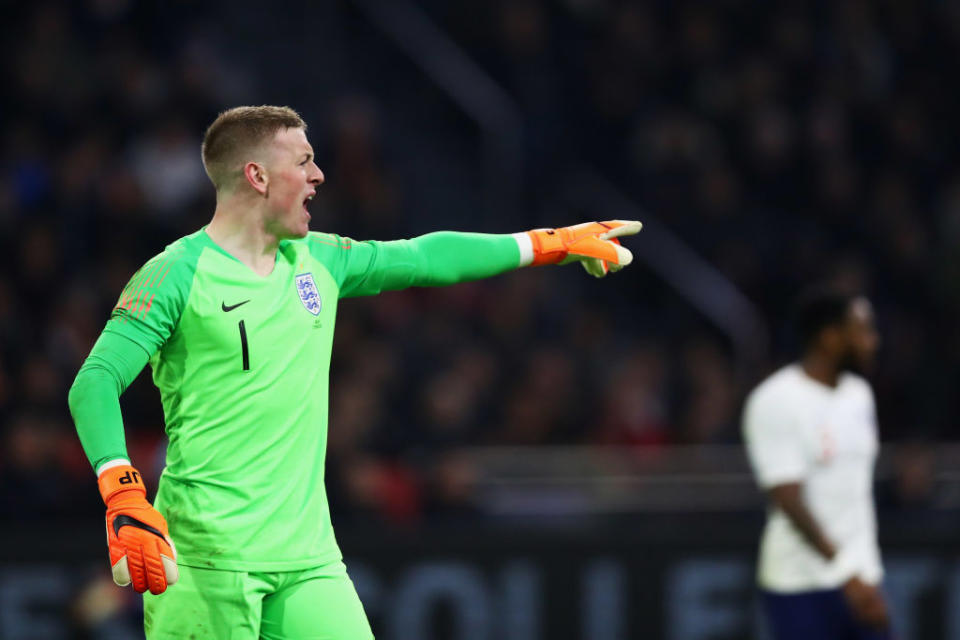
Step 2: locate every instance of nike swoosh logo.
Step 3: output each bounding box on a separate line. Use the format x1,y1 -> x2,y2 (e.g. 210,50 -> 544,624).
113,514 -> 167,541
222,300 -> 250,312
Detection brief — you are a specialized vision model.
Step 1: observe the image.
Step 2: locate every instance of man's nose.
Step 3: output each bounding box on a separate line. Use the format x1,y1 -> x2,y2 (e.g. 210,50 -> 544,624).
310,165 -> 325,185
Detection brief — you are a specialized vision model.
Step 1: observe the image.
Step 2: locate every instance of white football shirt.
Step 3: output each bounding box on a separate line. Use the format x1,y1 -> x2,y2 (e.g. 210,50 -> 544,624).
743,364 -> 883,592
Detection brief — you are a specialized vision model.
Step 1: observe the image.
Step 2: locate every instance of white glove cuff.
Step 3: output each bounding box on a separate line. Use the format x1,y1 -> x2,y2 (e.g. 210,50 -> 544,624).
512,232 -> 534,267
96,458 -> 132,477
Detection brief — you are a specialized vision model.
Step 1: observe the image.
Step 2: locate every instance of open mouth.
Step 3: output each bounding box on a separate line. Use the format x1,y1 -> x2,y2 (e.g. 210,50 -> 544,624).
302,192 -> 315,214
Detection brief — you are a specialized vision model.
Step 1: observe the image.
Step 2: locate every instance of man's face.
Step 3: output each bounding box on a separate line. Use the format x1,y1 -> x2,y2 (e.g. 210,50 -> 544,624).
263,127 -> 324,239
839,297 -> 880,374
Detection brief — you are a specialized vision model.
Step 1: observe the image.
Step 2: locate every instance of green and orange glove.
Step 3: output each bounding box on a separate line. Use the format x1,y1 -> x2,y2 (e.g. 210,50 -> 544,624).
97,463 -> 178,595
517,220 -> 642,277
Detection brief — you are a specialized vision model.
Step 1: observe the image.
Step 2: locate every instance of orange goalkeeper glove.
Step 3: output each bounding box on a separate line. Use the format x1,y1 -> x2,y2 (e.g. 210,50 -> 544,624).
98,463 -> 178,595
524,220 -> 642,277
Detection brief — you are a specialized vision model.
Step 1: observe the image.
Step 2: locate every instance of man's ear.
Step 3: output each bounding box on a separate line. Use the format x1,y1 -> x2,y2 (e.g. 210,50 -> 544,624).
243,161 -> 269,196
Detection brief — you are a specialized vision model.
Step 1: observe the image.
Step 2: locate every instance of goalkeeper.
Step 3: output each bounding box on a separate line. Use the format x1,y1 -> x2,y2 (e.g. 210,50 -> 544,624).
68,105 -> 641,639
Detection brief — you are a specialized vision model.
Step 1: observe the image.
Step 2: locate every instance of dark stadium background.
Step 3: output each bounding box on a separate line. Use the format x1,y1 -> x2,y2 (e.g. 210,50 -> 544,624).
2,1 -> 959,638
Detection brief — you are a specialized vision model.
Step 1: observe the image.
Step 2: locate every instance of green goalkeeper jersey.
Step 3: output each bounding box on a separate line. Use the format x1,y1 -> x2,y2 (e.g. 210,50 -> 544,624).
83,227 -> 519,571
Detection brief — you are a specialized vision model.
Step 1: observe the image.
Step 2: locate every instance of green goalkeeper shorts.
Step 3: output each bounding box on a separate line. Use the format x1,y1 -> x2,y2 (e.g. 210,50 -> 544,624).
143,560 -> 374,639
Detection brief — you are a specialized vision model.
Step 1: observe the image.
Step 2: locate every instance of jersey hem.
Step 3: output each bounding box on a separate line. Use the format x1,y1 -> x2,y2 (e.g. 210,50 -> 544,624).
758,578 -> 880,593
175,549 -> 343,572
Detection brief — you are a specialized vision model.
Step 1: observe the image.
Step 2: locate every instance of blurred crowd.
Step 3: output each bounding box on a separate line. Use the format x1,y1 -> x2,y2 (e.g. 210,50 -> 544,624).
2,0 -> 956,538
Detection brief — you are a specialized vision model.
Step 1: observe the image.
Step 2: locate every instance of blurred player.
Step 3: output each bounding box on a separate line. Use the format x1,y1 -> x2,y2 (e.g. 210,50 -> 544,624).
743,289 -> 890,640
68,105 -> 641,639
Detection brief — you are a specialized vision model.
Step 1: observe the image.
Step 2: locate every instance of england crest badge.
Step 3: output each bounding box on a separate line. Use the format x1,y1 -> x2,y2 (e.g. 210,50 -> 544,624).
295,273 -> 322,316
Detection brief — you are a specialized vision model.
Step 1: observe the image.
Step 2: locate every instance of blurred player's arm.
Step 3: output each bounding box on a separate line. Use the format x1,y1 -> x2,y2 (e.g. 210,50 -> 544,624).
321,220 -> 642,298
766,483 -> 838,560
743,393 -> 837,558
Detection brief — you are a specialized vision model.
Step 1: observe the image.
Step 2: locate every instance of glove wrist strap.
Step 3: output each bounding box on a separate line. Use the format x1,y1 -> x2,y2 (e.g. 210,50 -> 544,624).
98,465 -> 147,504
527,229 -> 568,265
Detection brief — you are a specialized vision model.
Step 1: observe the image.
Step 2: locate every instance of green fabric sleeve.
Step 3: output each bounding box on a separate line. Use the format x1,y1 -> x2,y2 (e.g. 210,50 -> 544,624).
329,231 -> 521,298
68,323 -> 152,473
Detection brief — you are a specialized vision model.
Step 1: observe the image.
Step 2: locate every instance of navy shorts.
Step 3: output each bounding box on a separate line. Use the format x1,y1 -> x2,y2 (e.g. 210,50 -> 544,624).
761,588 -> 892,640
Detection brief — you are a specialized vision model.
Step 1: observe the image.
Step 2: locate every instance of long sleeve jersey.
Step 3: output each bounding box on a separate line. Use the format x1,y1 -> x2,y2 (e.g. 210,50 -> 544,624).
69,227 -> 521,570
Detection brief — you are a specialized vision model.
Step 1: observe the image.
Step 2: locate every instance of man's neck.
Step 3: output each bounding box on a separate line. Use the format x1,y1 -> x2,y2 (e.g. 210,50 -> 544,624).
801,352 -> 840,388
206,198 -> 280,277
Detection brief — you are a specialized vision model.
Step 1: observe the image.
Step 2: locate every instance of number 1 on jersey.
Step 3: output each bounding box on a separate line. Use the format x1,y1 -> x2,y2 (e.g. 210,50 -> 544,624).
238,320 -> 250,371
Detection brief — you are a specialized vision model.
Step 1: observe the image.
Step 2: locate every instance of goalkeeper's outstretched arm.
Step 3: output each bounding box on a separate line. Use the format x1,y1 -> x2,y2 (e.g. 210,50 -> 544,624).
331,220 -> 642,297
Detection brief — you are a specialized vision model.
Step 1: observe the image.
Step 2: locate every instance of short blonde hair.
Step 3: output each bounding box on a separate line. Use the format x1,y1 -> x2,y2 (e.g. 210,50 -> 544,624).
201,105 -> 307,191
